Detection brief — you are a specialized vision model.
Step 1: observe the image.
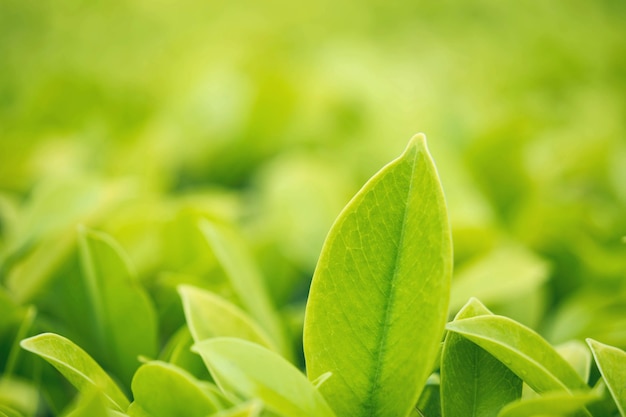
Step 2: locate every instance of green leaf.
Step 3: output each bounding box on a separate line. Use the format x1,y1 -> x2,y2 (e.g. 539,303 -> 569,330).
441,298 -> 522,417
450,246 -> 550,313
555,340 -> 592,383
63,391 -> 111,417
496,391 -> 599,417
445,316 -> 588,395
210,401 -> 263,417
0,404 -> 23,417
199,220 -> 288,357
78,227 -> 158,385
587,338 -> 626,416
303,134 -> 453,417
20,333 -> 129,412
179,285 -> 277,351
0,377 -> 38,417
127,361 -> 219,417
193,337 -> 336,417
416,374 -> 441,417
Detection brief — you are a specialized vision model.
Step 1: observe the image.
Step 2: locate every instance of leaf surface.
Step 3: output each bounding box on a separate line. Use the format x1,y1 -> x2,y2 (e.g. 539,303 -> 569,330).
211,401 -> 263,417
78,227 -> 158,385
20,333 -> 129,411
179,285 -> 277,351
199,221 -> 287,356
496,391 -> 599,417
587,338 -> 626,416
441,298 -> 522,417
446,315 -> 588,394
303,135 -> 453,417
127,361 -> 219,417
193,337 -> 336,417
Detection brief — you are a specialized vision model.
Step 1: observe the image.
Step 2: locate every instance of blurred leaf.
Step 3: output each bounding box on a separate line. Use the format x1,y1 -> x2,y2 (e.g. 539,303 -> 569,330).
0,377 -> 38,417
446,316 -> 588,394
199,220 -> 288,357
158,325 -> 209,381
78,227 -> 158,385
211,401 -> 263,417
127,361 -> 219,417
441,298 -> 522,417
20,333 -> 129,412
179,285 -> 277,351
555,340 -> 592,384
193,338 -> 336,417
304,135 -> 452,417
450,245 -> 550,313
587,339 -> 626,416
496,391 -> 599,417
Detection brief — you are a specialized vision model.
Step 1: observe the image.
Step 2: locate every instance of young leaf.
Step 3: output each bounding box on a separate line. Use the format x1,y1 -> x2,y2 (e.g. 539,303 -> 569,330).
587,338 -> 626,416
496,391 -> 599,417
20,333 -> 129,412
446,315 -> 588,394
127,361 -> 219,417
193,337 -> 336,417
78,227 -> 158,385
199,220 -> 288,357
441,298 -> 522,417
303,134 -> 452,417
178,285 -> 278,351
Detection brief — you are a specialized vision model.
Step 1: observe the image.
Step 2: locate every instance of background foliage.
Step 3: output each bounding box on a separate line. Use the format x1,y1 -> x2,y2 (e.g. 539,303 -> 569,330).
1,0 -> 625,414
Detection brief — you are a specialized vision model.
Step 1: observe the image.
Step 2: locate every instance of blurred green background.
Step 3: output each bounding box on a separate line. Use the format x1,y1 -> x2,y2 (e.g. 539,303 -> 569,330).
1,0 -> 626,411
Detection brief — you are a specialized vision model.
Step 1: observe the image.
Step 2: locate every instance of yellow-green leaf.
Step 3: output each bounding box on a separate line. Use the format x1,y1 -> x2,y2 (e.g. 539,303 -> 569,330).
303,135 -> 452,417
20,333 -> 129,412
587,338 -> 626,416
193,338 -> 336,417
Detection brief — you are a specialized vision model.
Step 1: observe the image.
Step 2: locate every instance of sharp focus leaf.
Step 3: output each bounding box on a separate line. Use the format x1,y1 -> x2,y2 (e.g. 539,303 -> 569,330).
78,227 -> 158,385
179,285 -> 278,351
193,337 -> 336,417
496,391 -> 600,417
303,135 -> 452,417
20,333 -> 129,412
587,338 -> 626,416
127,361 -> 219,417
445,315 -> 588,395
441,298 -> 522,417
199,220 -> 288,356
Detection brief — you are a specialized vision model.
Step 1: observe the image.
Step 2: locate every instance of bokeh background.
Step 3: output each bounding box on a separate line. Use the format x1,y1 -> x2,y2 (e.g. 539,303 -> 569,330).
1,0 -> 626,414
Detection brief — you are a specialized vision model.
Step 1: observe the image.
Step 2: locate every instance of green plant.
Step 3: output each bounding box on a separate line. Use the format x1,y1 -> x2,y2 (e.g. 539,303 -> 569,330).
5,136 -> 626,416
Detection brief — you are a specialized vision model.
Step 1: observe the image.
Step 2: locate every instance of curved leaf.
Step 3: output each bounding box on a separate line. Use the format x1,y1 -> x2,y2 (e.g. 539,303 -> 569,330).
587,338 -> 626,416
78,227 -> 158,385
446,315 -> 588,395
20,333 -> 129,412
199,221 -> 288,357
193,337 -> 336,417
179,285 -> 277,351
497,391 -> 599,417
127,361 -> 219,417
303,134 -> 452,417
441,298 -> 522,417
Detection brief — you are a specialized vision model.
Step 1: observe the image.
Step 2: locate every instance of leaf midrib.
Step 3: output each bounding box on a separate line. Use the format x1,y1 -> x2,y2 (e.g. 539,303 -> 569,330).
364,148 -> 418,415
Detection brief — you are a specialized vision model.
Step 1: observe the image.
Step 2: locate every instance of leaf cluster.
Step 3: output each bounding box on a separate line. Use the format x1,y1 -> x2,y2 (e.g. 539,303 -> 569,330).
0,137 -> 624,416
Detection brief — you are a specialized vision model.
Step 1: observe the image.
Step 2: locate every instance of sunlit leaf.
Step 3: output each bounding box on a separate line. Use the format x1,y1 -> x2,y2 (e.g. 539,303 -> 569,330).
199,220 -> 288,357
303,135 -> 452,417
446,316 -> 588,394
587,338 -> 626,416
127,361 -> 219,417
441,298 -> 522,417
210,400 -> 263,417
193,337 -> 336,417
20,333 -> 129,412
78,227 -> 158,385
496,391 -> 599,417
179,285 -> 277,351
